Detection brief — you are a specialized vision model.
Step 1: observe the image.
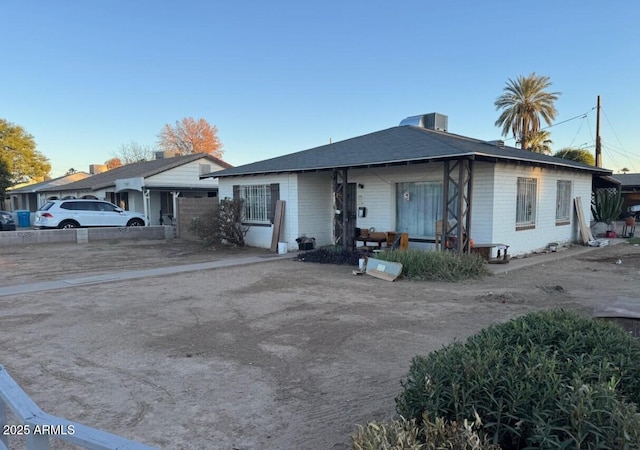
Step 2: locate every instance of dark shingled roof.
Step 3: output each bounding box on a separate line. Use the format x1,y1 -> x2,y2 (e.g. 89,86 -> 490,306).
41,153 -> 232,192
203,126 -> 611,178
8,172 -> 91,194
611,173 -> 640,188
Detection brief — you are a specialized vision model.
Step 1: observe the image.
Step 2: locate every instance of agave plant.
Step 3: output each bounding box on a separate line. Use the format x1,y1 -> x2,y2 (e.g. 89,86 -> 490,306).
591,189 -> 623,226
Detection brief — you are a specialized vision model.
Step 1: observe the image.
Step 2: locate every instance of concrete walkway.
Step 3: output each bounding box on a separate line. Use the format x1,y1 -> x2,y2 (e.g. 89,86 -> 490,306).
0,253 -> 293,297
1,241 -> 627,297
487,239 -> 626,274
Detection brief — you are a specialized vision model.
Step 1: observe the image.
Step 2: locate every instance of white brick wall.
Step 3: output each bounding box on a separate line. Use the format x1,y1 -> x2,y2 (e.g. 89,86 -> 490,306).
297,173 -> 333,247
348,164 -> 445,233
490,164 -> 593,255
219,162 -> 595,254
218,174 -> 299,250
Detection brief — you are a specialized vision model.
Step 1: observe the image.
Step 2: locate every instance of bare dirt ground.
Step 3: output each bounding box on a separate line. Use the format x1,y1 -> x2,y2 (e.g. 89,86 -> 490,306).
1,239 -> 640,449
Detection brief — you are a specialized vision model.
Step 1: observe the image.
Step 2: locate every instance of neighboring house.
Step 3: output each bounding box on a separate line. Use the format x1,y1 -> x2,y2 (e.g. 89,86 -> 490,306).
38,152 -> 232,226
610,173 -> 640,213
201,113 -> 612,256
5,172 -> 91,212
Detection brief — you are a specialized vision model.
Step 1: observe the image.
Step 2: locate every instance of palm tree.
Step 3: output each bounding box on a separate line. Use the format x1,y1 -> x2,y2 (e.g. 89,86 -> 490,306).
494,73 -> 561,150
520,130 -> 553,154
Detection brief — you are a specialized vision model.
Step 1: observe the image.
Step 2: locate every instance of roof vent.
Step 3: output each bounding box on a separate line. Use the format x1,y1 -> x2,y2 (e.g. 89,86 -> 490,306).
399,113 -> 448,132
486,140 -> 505,149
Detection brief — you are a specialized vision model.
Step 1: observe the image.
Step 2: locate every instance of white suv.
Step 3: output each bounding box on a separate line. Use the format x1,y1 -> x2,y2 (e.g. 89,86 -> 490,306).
34,199 -> 147,229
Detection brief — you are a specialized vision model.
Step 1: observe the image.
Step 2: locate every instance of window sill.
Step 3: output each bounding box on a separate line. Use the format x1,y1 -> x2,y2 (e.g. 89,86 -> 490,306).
241,222 -> 271,227
516,224 -> 536,231
555,220 -> 570,226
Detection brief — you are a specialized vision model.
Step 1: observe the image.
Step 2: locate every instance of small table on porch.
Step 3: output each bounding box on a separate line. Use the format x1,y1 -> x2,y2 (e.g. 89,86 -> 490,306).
353,233 -> 387,250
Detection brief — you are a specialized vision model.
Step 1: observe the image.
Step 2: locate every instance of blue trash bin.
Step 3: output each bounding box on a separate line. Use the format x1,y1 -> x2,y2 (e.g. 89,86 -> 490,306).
17,211 -> 31,227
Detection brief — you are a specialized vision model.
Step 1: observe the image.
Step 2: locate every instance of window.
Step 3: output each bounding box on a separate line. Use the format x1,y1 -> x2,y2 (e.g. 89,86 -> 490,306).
556,180 -> 572,225
516,178 -> 537,229
234,184 -> 279,225
395,181 -> 442,237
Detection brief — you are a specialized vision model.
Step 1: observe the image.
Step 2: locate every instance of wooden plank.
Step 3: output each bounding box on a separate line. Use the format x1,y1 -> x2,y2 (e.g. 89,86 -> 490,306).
270,200 -> 285,252
365,257 -> 403,282
574,197 -> 593,244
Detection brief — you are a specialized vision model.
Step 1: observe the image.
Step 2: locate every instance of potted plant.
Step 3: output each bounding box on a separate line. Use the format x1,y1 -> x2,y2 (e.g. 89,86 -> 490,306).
591,190 -> 623,237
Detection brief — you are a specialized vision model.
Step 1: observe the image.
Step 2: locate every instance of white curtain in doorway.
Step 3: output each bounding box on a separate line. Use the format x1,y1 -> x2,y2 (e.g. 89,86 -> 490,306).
395,181 -> 442,237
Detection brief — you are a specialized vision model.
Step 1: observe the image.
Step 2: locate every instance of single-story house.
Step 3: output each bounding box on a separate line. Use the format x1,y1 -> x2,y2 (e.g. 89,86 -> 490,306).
201,113 -> 612,256
38,152 -> 232,226
4,171 -> 91,212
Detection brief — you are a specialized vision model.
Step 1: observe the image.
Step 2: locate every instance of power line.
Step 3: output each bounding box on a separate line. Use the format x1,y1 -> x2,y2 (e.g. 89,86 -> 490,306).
501,107 -> 595,142
540,108 -> 595,131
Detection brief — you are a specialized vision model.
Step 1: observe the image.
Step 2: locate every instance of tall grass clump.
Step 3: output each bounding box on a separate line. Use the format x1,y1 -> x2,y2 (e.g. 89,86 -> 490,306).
396,310 -> 640,449
376,249 -> 488,281
352,415 -> 500,450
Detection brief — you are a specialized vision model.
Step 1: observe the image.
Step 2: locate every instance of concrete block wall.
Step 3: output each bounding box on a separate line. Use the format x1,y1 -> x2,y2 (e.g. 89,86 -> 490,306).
176,197 -> 218,240
0,226 -> 173,247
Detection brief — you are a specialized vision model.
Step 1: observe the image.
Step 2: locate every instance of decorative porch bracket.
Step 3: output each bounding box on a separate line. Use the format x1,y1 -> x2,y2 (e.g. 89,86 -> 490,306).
332,168 -> 351,249
442,158 -> 474,254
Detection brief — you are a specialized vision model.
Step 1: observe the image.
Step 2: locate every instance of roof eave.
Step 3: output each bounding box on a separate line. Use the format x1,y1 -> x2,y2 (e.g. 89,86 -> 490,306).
204,152 -> 612,179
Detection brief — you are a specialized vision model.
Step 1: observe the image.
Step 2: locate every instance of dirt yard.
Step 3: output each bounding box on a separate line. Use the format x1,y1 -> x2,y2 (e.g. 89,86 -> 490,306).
1,239 -> 639,449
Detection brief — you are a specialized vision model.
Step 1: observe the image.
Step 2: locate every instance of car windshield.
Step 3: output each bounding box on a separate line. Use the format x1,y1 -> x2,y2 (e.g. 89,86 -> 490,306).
39,202 -> 55,211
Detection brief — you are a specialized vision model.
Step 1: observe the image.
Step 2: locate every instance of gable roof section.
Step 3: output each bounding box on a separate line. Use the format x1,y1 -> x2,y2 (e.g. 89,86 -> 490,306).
204,126 -> 611,178
8,172 -> 91,194
41,153 -> 232,192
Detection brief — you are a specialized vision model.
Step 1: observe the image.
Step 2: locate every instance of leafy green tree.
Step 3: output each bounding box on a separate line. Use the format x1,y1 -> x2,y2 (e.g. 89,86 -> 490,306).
494,73 -> 560,150
554,147 -> 595,166
0,119 -> 51,184
0,158 -> 11,198
520,130 -> 553,154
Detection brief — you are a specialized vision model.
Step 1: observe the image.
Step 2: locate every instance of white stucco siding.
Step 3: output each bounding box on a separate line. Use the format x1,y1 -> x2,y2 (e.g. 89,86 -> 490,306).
491,164 -> 593,255
145,160 -> 222,188
296,173 -> 333,247
218,174 -> 299,250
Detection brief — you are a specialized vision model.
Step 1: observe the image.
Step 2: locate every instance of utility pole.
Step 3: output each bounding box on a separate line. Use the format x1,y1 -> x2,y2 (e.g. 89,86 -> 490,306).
595,95 -> 602,167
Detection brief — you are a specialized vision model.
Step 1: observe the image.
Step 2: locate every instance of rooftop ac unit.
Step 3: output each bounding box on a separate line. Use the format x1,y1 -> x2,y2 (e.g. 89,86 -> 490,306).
399,113 -> 448,132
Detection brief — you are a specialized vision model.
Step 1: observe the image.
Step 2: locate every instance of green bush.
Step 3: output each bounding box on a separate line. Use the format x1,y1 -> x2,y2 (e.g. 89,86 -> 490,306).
352,415 -> 500,450
375,249 -> 488,282
396,310 -> 640,449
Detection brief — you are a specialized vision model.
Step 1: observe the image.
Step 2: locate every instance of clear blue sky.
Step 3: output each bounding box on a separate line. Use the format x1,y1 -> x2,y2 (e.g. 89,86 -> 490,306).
3,1 -> 639,178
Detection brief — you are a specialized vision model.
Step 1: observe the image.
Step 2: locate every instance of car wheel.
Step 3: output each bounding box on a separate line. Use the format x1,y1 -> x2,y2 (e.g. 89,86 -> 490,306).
127,218 -> 145,227
58,220 -> 79,229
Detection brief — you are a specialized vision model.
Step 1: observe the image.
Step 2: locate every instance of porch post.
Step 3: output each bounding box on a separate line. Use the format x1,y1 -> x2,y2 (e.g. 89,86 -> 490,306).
142,188 -> 150,226
443,158 -> 473,255
172,191 -> 180,226
332,168 -> 350,249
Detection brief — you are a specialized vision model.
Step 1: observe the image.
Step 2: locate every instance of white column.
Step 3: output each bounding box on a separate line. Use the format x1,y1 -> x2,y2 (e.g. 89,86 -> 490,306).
143,189 -> 150,225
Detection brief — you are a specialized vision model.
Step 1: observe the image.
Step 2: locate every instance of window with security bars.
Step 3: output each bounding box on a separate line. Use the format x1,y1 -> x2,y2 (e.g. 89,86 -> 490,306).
516,177 -> 537,229
556,180 -> 572,224
233,184 -> 279,225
